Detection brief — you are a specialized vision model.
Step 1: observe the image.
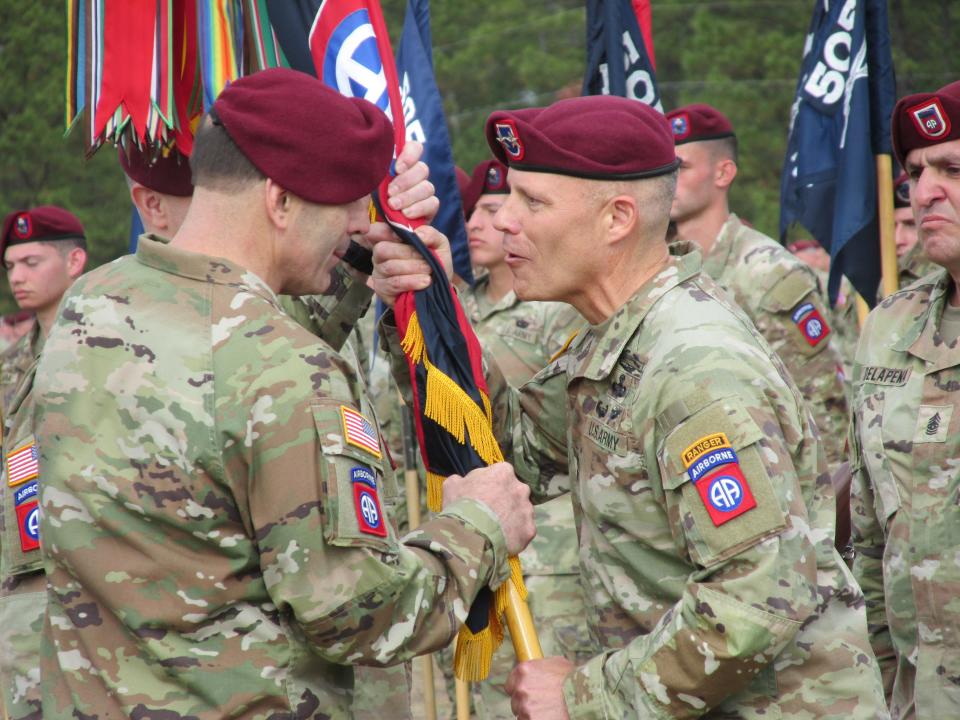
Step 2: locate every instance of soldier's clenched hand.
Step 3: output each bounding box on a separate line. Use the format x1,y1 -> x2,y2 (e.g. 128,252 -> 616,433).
442,462 -> 535,556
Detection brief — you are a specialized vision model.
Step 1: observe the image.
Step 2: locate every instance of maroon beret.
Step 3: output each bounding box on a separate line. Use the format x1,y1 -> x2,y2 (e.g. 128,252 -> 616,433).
211,68 -> 394,204
666,103 -> 735,145
485,95 -> 678,179
893,172 -> 911,208
892,80 -> 960,168
119,144 -> 193,197
1,206 -> 86,260
462,159 -> 510,216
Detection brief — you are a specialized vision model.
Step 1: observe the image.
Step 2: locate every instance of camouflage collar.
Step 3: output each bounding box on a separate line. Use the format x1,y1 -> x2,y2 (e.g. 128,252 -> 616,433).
135,234 -> 280,307
700,212 -> 741,280
891,266 -> 960,370
566,245 -> 701,382
467,273 -> 520,321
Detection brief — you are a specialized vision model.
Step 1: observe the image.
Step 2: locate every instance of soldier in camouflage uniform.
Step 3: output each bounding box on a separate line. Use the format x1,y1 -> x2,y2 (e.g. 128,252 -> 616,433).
374,94 -> 888,719
460,159 -> 590,718
0,207 -> 87,419
892,171 -> 938,290
850,80 -> 960,719
666,104 -> 849,471
0,206 -> 88,720
32,69 -> 535,719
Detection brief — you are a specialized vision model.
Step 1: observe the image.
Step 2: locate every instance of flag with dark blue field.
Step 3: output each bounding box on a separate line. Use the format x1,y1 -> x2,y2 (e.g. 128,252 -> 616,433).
396,0 -> 472,285
583,0 -> 662,110
780,0 -> 896,305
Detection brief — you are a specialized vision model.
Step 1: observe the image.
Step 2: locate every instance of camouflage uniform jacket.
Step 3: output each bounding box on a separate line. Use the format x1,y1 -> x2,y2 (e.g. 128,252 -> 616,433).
850,267 -> 960,719
462,274 -> 592,718
461,273 -> 583,384
0,322 -> 40,423
487,247 -> 887,718
698,214 -> 849,468
34,235 -> 512,719
0,334 -> 44,720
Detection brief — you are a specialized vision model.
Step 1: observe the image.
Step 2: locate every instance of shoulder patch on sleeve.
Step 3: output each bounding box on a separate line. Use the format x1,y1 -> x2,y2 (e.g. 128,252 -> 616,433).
661,398 -> 788,565
340,406 -> 382,459
351,466 -> 388,537
790,301 -> 831,347
7,441 -> 39,487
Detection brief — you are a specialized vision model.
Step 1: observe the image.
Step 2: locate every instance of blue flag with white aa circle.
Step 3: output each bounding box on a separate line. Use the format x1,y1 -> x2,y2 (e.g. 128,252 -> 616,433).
395,0 -> 472,285
582,0 -> 662,111
780,0 -> 895,306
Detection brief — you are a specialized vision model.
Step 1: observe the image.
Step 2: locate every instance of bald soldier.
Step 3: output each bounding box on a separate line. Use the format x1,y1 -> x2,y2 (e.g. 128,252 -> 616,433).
33,68 -> 535,718
0,207 -> 88,719
460,159 -> 590,718
666,104 -> 849,471
850,79 -> 960,719
373,95 -> 888,719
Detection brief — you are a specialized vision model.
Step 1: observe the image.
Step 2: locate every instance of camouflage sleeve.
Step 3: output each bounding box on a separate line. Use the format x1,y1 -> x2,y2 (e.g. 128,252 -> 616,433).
848,373 -> 897,698
234,342 -> 511,665
755,268 -> 849,469
562,384 -> 819,718
279,263 -> 373,352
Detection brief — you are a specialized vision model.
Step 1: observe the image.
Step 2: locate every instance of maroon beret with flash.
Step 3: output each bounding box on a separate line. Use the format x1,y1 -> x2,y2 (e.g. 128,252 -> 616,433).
211,68 -> 394,204
485,95 -> 678,179
893,172 -> 911,208
1,206 -> 86,260
462,159 -> 510,216
666,103 -> 735,145
892,80 -> 960,168
119,144 -> 194,197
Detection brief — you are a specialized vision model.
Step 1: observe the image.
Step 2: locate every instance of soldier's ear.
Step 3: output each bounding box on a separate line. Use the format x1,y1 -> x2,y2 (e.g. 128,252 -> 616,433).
264,179 -> 292,229
715,158 -> 738,190
605,194 -> 639,243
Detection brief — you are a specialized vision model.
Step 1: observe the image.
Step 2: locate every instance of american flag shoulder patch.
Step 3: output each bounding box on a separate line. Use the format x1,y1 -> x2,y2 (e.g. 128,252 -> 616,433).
340,406 -> 382,459
7,441 -> 39,487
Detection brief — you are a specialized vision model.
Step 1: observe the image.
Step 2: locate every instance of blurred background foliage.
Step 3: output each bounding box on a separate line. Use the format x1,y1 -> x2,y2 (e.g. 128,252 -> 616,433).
0,0 -> 957,313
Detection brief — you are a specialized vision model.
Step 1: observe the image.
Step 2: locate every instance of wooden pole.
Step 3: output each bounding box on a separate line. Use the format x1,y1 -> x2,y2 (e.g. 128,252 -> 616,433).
877,154 -> 899,299
400,403 -> 437,720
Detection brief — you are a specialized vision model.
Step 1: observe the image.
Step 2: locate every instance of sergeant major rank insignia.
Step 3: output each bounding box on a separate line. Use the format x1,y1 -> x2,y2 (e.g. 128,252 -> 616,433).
681,432 -> 757,527
791,302 -> 830,347
351,466 -> 387,537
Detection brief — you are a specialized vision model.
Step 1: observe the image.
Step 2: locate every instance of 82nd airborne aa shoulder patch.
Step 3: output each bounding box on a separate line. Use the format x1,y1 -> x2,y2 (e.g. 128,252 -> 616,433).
791,302 -> 830,347
681,432 -> 757,527
351,466 -> 387,537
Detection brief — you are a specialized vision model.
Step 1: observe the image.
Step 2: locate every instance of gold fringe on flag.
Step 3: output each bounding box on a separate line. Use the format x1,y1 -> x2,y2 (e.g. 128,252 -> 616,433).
400,311 -> 531,681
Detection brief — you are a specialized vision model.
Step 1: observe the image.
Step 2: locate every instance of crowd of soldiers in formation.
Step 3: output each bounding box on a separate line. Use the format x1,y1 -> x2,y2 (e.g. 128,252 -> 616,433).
0,68 -> 959,719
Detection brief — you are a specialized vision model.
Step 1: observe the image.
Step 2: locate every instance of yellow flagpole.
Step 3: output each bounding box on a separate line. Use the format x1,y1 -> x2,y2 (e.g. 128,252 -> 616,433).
877,154 -> 899,299
400,401 -> 437,720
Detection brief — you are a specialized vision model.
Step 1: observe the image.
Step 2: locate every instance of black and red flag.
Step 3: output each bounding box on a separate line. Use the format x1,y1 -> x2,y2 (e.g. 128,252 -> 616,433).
268,0 -> 537,680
